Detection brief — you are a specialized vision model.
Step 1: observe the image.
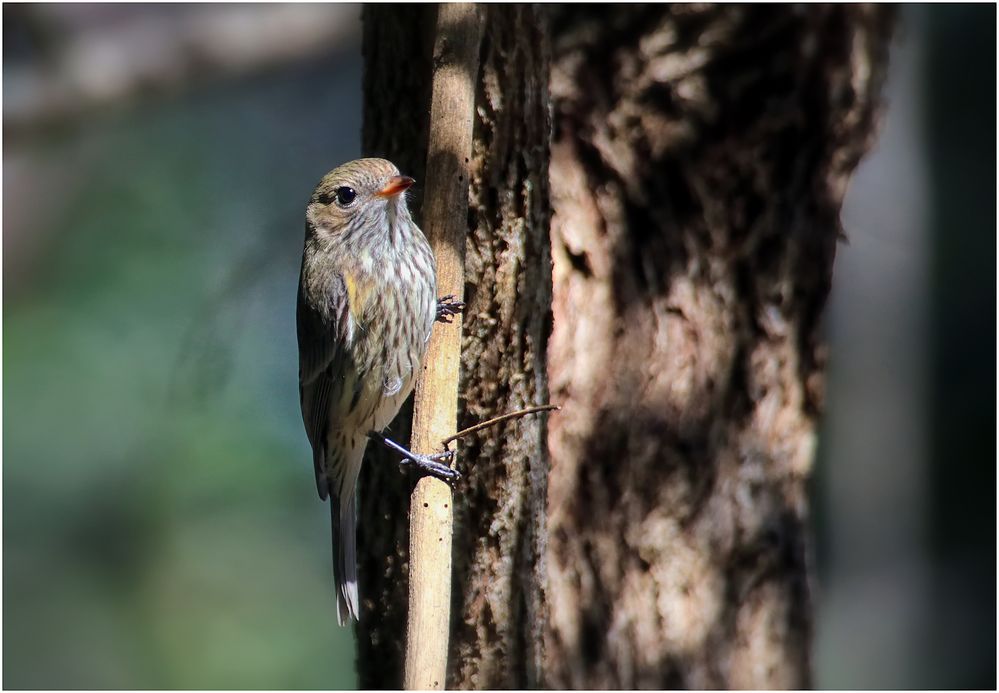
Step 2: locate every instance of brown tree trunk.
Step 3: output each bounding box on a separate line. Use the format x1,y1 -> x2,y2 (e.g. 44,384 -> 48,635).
448,6 -> 552,688
357,5 -> 552,688
357,4 -> 892,690
545,5 -> 893,689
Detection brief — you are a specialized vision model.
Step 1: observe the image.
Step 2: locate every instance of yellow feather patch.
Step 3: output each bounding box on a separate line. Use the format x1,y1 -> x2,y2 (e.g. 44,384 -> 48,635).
343,271 -> 372,325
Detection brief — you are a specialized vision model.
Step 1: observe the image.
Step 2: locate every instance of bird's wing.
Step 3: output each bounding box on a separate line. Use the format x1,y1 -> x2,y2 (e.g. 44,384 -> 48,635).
297,272 -> 350,500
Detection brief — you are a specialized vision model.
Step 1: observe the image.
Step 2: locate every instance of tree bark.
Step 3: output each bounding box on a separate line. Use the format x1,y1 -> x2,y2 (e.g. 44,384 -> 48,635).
448,7 -> 552,687
545,5 -> 893,689
357,4 -> 893,690
357,5 -> 552,688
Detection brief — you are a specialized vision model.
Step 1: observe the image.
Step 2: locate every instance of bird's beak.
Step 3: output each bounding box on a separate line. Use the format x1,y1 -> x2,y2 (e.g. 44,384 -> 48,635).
377,175 -> 415,198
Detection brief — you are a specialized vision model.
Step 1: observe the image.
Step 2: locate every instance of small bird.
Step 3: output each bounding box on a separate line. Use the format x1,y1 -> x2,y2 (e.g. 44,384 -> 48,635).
297,158 -> 462,625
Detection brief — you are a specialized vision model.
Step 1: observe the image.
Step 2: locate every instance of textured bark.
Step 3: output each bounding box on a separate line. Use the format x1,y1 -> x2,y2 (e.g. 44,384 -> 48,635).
544,5 -> 893,689
357,5 -> 552,688
358,4 -> 892,690
448,7 -> 551,687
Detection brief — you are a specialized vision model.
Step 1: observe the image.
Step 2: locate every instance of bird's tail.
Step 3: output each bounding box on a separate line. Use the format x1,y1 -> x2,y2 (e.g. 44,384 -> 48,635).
331,492 -> 359,625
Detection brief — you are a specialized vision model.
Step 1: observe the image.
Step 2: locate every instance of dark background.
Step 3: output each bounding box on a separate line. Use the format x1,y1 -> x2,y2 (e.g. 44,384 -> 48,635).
3,4 -> 994,688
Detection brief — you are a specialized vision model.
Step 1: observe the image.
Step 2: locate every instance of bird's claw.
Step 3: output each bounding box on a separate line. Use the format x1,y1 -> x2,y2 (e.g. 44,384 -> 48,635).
428,449 -> 454,463
401,451 -> 461,485
436,295 -> 465,324
370,431 -> 461,485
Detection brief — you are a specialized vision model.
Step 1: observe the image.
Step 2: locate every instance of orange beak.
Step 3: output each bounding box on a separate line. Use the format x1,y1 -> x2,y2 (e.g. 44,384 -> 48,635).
377,175 -> 415,197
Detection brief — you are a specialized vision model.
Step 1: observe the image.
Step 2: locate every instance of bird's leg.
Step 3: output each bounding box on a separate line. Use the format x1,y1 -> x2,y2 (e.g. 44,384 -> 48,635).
436,295 -> 465,324
368,431 -> 461,484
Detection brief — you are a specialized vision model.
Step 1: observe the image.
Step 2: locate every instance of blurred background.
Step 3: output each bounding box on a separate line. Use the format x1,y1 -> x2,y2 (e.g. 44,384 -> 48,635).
2,4 -> 994,689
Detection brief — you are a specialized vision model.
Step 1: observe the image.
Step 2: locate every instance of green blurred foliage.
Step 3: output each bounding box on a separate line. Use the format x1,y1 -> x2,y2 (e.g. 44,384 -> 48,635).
4,53 -> 364,688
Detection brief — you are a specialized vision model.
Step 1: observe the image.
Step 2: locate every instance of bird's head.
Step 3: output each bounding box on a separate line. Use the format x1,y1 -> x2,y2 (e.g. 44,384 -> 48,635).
306,158 -> 415,241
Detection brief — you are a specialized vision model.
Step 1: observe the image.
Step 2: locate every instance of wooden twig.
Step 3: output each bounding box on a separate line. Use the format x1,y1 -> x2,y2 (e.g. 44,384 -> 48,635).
441,405 -> 561,450
404,4 -> 482,690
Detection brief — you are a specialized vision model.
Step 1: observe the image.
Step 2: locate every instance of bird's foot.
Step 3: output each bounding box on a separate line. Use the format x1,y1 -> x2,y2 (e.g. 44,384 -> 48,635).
368,431 -> 461,485
436,295 -> 465,324
401,450 -> 460,484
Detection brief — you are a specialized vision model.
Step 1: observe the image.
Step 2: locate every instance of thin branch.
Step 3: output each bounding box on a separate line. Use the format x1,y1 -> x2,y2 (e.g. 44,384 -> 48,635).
441,404 -> 561,450
404,4 -> 482,690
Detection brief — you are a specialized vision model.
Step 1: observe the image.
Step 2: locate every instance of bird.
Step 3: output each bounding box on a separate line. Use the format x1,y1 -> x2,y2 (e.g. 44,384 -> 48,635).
297,158 -> 463,625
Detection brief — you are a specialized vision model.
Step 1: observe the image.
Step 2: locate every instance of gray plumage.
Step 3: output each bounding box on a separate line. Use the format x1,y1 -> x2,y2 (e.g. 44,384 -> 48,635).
297,158 -> 437,624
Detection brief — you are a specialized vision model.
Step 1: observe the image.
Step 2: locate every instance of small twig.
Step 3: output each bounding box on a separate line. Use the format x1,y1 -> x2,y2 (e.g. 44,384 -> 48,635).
441,404 -> 561,450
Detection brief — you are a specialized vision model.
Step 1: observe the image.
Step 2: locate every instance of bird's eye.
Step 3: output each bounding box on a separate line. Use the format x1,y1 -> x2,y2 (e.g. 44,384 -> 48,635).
334,187 -> 357,207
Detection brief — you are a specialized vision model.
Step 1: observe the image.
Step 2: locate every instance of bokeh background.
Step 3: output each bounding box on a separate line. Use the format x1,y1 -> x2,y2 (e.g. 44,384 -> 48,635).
3,5 -> 994,689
